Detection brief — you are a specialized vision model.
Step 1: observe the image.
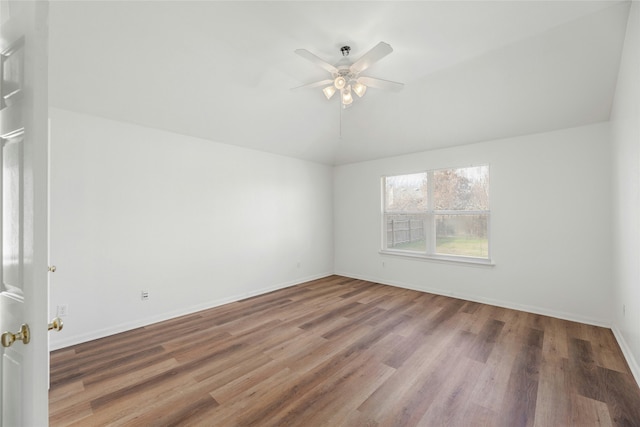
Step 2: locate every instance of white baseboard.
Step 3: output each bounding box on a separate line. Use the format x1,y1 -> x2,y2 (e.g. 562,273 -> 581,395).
611,324 -> 640,388
49,272 -> 333,351
334,271 -> 611,328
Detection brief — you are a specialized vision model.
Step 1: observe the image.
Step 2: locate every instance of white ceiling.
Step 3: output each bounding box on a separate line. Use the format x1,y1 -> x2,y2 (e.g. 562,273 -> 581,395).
49,1 -> 630,165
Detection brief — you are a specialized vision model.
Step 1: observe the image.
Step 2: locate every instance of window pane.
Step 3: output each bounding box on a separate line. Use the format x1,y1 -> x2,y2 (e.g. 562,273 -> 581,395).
434,166 -> 489,211
385,173 -> 428,212
385,213 -> 426,252
435,214 -> 488,258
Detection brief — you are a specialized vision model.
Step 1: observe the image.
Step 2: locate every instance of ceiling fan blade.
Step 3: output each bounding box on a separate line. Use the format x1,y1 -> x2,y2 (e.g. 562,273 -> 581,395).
350,42 -> 393,74
294,49 -> 339,74
291,79 -> 334,91
358,76 -> 404,92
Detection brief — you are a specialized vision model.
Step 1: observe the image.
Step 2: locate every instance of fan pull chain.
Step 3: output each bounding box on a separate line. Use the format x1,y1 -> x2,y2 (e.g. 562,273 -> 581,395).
339,101 -> 343,139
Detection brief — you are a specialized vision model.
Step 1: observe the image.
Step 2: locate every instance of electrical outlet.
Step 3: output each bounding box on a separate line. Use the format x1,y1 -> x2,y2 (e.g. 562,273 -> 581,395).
57,304 -> 68,317
141,290 -> 149,301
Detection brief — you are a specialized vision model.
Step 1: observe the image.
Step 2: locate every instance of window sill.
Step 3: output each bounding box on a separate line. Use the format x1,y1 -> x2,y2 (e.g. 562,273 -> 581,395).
379,250 -> 495,267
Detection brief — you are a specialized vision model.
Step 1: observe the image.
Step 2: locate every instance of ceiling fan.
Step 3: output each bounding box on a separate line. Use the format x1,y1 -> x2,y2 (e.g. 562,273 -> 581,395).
293,42 -> 404,108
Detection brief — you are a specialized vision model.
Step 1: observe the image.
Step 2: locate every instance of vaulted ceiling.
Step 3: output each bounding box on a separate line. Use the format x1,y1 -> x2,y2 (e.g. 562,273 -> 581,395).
49,1 -> 630,165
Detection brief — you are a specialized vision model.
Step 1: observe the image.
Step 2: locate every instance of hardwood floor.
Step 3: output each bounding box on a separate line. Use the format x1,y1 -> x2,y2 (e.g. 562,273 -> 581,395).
49,275 -> 640,426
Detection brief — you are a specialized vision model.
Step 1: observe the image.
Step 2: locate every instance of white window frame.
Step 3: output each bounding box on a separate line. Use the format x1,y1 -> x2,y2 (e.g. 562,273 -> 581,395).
380,166 -> 493,266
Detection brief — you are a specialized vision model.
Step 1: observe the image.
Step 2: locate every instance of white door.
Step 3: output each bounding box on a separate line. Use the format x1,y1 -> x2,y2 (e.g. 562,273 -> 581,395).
0,1 -> 49,426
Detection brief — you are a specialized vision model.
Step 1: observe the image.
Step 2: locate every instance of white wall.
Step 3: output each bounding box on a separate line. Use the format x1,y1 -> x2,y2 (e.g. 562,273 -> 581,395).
611,2 -> 640,384
335,122 -> 612,326
48,108 -> 334,349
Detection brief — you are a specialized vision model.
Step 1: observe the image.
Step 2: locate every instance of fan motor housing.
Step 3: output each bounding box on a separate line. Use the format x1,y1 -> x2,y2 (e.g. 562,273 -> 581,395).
334,67 -> 355,82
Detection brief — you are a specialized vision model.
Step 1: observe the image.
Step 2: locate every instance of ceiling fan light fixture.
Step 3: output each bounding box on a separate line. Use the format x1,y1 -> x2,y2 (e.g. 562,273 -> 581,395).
322,85 -> 336,100
341,86 -> 353,105
353,82 -> 367,98
294,42 -> 403,109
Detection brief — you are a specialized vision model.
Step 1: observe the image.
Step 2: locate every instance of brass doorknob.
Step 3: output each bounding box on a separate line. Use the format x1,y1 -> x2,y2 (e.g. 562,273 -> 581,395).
1,324 -> 30,348
48,317 -> 63,332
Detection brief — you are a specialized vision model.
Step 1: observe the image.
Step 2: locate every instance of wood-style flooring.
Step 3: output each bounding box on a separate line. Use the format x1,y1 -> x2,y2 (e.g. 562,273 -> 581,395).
49,275 -> 640,426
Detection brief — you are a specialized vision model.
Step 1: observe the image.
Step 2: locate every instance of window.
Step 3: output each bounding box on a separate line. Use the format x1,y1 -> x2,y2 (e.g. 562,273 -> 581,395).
382,165 -> 490,263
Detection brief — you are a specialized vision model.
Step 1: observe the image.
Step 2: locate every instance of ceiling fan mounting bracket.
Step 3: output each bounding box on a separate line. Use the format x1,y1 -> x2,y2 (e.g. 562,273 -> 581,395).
340,46 -> 351,56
